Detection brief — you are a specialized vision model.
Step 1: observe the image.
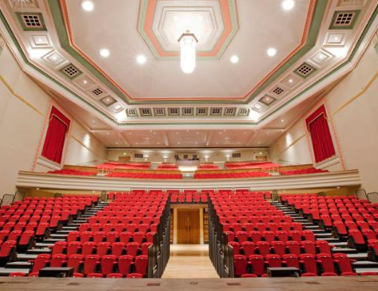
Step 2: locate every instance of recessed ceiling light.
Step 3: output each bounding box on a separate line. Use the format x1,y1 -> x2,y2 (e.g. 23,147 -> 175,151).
267,47 -> 277,57
230,55 -> 239,64
281,119 -> 284,123
288,78 -> 294,83
81,0 -> 94,12
136,55 -> 147,65
99,48 -> 110,58
282,0 -> 295,11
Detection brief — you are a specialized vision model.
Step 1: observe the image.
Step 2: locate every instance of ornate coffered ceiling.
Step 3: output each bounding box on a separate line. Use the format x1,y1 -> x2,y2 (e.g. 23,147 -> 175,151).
0,0 -> 377,131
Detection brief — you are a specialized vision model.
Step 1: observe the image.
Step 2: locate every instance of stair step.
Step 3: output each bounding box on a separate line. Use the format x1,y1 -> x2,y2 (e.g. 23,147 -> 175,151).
316,237 -> 340,242
5,261 -> 32,269
355,267 -> 378,274
347,253 -> 368,261
35,242 -> 54,248
56,230 -> 71,235
62,226 -> 78,230
68,223 -> 81,227
309,229 -> 325,233
26,248 -> 52,254
352,261 -> 378,268
301,222 -> 314,226
332,247 -> 357,254
294,219 -> 308,223
16,253 -> 38,261
314,232 -> 332,237
330,242 -> 348,247
43,238 -> 66,243
50,234 -> 68,238
0,268 -> 30,275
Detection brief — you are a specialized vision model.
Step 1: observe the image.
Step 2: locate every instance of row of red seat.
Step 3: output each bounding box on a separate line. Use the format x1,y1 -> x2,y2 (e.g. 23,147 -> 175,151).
229,240 -> 332,258
28,253 -> 148,278
48,169 -> 97,176
107,172 -> 182,179
194,172 -> 271,179
224,230 -> 315,244
51,241 -> 151,258
67,231 -> 155,244
234,253 -> 357,277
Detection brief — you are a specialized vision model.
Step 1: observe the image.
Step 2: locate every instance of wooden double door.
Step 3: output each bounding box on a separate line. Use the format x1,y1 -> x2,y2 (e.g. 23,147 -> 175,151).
177,209 -> 200,244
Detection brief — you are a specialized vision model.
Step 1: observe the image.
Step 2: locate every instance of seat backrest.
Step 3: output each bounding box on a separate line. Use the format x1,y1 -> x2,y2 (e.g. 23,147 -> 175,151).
256,241 -> 270,257
118,255 -> 133,275
316,253 -> 336,273
248,255 -> 265,276
271,241 -> 286,256
0,240 -> 16,256
84,255 -> 100,275
52,241 -> 67,255
82,242 -> 97,257
67,241 -> 82,256
265,254 -> 282,267
299,254 -> 317,274
67,231 -> 79,243
234,254 -> 247,276
97,242 -> 111,257
32,254 -> 51,273
50,254 -> 67,267
101,255 -> 117,276
135,255 -> 148,276
333,253 -> 354,273
301,241 -> 316,255
241,241 -> 255,257
282,254 -> 299,268
112,242 -> 126,256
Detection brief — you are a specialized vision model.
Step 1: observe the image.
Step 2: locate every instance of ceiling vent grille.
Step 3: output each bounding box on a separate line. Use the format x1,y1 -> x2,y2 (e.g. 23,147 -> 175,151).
224,107 -> 236,116
134,153 -> 144,158
232,153 -> 241,158
196,108 -> 208,116
168,108 -> 180,116
338,0 -> 366,6
210,108 -> 223,116
153,108 -> 166,116
60,64 -> 82,79
127,108 -> 138,117
295,63 -> 316,78
139,108 -> 152,116
238,108 -> 249,116
182,108 -> 194,116
10,0 -> 37,8
17,13 -> 46,30
92,87 -> 105,96
330,10 -> 360,29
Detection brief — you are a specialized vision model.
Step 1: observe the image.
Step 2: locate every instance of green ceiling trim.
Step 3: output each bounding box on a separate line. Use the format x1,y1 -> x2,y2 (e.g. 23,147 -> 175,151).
258,4 -> 378,125
375,41 -> 378,57
0,2 -> 377,128
0,9 -> 119,125
47,0 -> 327,105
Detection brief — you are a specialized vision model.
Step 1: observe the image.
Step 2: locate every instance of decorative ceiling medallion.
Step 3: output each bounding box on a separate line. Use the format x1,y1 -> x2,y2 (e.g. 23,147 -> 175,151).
324,32 -> 348,47
281,74 -> 302,89
309,50 -> 334,67
29,35 -> 51,48
9,0 -> 38,9
73,75 -> 95,90
138,0 -> 239,59
329,10 -> 361,30
153,108 -> 166,116
337,0 -> 366,7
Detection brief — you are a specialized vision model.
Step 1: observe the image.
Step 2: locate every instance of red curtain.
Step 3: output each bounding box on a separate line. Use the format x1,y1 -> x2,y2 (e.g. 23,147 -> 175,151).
306,105 -> 336,163
41,107 -> 71,164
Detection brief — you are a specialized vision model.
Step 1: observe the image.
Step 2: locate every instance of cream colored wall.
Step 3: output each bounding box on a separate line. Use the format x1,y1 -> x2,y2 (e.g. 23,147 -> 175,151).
325,42 -> 378,192
107,148 -> 270,164
270,40 -> 378,192
270,120 -> 312,165
0,43 -> 106,197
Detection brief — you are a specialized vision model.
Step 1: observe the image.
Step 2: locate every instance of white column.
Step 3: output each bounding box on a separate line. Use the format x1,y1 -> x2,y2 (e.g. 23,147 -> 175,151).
200,208 -> 204,244
173,208 -> 178,244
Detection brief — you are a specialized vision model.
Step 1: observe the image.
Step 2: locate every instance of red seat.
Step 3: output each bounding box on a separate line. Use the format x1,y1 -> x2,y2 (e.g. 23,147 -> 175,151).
118,255 -> 133,276
302,230 -> 315,242
9,272 -> 26,277
316,253 -> 338,276
97,242 -> 111,257
106,232 -> 119,244
241,241 -> 255,257
84,255 -> 100,276
299,254 -> 318,276
93,231 -> 106,243
255,241 -> 270,257
135,255 -> 148,277
282,254 -> 299,268
101,255 -> 117,276
248,255 -> 267,277
141,242 -> 153,256
50,254 -> 67,267
333,253 -> 357,276
120,232 -> 132,244
276,231 -> 289,242
80,231 -> 93,243
234,254 -> 248,277
235,231 -> 249,243
301,241 -> 316,255
132,232 -> 145,244
67,241 -> 82,256
31,254 -> 51,273
316,241 -> 332,254
127,273 -> 143,278
82,242 -> 97,257
271,241 -> 286,256
262,231 -> 275,243
265,254 -> 281,267
289,230 -> 302,242
67,254 -> 84,273
229,241 -> 240,256
241,273 -> 257,278
67,231 -> 79,243
87,273 -> 103,278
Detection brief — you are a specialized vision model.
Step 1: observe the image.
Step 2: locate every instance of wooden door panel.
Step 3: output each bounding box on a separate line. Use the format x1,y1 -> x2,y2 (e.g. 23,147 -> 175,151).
177,210 -> 200,244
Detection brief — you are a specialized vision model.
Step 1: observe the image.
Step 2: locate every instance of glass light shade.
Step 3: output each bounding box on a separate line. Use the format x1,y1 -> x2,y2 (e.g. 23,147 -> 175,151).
179,33 -> 197,74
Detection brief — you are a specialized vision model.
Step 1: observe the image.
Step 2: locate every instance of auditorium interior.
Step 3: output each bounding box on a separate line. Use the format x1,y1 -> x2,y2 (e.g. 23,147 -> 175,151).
1,0 -> 378,290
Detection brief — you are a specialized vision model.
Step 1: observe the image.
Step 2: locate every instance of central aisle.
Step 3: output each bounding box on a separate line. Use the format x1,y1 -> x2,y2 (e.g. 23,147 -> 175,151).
162,244 -> 220,278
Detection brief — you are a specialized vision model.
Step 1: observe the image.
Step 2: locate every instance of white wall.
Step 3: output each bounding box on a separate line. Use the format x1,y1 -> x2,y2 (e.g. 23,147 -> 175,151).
0,41 -> 106,197
270,39 -> 378,192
